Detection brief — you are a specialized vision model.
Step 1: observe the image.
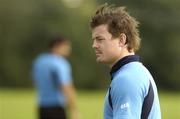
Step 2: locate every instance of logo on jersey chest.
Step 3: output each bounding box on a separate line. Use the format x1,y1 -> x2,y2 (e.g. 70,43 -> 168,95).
120,102 -> 130,109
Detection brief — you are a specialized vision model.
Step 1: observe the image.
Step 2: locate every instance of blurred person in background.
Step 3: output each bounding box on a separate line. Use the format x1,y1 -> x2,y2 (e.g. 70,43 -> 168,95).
32,36 -> 79,119
90,4 -> 161,119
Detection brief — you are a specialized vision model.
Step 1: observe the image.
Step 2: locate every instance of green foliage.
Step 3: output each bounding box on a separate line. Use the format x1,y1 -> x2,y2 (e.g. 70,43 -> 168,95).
0,0 -> 180,90
0,0 -> 108,89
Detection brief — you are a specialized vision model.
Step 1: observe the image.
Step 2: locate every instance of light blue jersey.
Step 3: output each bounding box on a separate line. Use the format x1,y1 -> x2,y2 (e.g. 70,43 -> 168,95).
104,55 -> 161,119
32,53 -> 72,107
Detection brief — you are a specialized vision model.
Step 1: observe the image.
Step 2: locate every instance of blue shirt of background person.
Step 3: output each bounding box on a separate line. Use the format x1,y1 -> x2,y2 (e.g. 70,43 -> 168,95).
90,4 -> 161,119
32,36 -> 79,119
32,53 -> 72,107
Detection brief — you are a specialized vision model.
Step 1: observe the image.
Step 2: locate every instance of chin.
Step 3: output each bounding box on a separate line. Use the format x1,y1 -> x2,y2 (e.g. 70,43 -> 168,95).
96,58 -> 106,64
96,58 -> 101,62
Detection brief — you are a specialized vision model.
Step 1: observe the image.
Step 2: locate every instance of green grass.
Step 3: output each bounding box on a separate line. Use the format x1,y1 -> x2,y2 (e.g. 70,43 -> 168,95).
0,89 -> 180,119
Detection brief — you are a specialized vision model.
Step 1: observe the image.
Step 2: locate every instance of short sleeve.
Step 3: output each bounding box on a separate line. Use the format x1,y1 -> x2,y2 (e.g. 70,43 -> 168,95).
54,58 -> 72,85
111,77 -> 144,119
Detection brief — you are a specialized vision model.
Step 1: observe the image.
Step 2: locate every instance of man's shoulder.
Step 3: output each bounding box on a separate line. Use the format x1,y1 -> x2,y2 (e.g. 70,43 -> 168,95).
33,53 -> 58,66
117,62 -> 150,79
111,62 -> 150,93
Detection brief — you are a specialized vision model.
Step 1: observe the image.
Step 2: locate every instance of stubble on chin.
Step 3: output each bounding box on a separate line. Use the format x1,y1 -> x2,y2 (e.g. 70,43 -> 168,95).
96,57 -> 102,63
96,57 -> 106,64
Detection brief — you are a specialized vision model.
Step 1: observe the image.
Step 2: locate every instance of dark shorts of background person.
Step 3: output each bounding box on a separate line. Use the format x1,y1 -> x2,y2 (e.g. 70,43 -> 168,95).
39,106 -> 66,119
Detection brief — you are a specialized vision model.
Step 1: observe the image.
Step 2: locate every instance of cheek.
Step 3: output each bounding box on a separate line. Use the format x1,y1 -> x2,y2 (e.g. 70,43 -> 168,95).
104,43 -> 116,53
105,44 -> 119,57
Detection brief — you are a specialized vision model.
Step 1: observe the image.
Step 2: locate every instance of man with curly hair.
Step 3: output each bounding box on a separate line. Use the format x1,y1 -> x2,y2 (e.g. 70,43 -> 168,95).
90,4 -> 161,119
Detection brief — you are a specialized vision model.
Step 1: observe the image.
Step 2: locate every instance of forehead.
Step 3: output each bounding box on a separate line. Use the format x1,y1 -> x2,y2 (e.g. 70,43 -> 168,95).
92,24 -> 112,39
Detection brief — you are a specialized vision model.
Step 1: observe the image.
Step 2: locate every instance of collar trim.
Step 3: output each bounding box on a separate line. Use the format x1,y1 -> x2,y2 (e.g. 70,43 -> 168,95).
110,55 -> 140,80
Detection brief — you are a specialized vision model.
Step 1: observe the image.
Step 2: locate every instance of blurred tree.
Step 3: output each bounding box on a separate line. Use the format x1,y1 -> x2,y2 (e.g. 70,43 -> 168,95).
0,0 -> 180,91
0,0 -> 110,89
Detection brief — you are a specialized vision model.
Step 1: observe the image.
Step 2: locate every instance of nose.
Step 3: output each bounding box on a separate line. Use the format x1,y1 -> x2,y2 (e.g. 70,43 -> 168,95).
92,40 -> 98,49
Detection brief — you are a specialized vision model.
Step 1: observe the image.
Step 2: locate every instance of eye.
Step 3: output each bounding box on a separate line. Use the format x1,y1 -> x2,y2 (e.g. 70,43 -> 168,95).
92,36 -> 105,43
97,38 -> 103,41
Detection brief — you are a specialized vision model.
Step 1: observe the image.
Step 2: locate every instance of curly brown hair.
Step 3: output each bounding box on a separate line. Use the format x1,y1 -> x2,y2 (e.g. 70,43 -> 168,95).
90,3 -> 141,52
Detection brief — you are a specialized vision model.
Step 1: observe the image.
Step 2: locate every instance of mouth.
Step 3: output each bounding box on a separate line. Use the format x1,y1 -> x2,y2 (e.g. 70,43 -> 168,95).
95,51 -> 102,57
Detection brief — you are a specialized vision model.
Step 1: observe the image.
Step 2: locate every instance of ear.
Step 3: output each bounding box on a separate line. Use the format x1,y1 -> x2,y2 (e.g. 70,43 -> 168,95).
118,33 -> 127,47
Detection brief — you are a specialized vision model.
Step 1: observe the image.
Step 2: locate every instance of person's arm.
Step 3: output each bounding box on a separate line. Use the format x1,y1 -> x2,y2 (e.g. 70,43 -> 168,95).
55,59 -> 79,119
61,84 -> 79,119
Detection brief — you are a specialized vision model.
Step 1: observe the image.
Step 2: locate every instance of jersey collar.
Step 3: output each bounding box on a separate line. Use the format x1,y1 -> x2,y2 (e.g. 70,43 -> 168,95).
110,55 -> 140,80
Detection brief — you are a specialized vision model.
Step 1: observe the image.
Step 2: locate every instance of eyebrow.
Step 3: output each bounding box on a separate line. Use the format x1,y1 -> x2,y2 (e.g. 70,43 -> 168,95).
92,36 -> 103,41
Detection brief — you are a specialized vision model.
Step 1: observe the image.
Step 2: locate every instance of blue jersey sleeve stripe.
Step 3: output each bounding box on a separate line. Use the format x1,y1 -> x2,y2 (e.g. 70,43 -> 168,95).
141,81 -> 154,119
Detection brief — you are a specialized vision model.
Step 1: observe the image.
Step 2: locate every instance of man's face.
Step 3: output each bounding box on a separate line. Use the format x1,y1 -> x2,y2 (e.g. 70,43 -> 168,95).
55,41 -> 71,57
92,24 -> 121,65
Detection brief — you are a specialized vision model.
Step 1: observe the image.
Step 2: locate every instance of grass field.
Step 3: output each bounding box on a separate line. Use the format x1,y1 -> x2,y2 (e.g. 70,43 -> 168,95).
0,89 -> 180,119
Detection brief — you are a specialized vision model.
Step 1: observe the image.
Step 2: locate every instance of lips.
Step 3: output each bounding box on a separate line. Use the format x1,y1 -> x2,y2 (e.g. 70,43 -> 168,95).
95,51 -> 102,56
